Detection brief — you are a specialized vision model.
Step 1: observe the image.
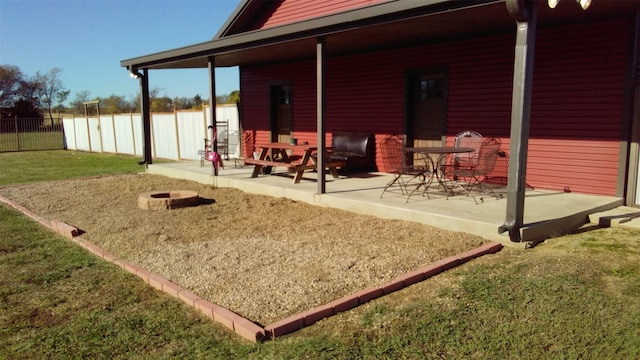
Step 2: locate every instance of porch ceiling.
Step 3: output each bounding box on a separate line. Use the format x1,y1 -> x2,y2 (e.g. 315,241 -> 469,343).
121,0 -> 638,70
212,2 -> 514,67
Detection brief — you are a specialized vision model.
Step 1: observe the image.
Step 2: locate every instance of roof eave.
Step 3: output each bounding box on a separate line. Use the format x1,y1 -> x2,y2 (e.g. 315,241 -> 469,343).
212,0 -> 251,40
121,0 -> 495,70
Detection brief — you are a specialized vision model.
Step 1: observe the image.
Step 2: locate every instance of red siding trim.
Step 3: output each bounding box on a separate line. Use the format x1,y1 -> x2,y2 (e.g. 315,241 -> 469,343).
259,0 -> 387,29
240,18 -> 632,196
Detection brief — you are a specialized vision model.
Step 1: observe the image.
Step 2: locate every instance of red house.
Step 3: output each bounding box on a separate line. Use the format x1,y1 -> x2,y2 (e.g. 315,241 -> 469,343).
121,0 -> 640,241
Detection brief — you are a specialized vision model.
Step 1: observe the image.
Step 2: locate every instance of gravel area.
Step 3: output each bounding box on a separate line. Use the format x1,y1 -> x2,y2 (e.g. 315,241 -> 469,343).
0,173 -> 487,325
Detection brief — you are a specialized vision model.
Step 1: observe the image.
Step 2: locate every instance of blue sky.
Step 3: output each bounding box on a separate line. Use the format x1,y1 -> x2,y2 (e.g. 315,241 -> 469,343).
0,0 -> 241,104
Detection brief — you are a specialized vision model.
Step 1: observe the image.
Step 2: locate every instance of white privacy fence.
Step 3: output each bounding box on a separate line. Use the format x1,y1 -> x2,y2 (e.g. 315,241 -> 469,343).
62,104 -> 240,161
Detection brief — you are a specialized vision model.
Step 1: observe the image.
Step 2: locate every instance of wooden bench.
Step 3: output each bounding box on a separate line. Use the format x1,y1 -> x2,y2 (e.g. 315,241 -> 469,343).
243,158 -> 317,183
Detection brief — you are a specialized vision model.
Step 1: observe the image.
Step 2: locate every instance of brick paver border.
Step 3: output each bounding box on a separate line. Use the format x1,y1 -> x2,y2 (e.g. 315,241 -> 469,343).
0,194 -> 502,342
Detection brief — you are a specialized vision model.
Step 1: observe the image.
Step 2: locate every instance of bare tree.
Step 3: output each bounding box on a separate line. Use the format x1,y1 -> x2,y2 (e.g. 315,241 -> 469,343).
69,90 -> 92,115
55,89 -> 70,120
38,68 -> 68,125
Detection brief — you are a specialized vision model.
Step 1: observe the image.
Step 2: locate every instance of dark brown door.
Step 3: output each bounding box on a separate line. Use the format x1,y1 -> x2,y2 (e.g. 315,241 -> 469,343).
409,72 -> 446,149
271,85 -> 292,144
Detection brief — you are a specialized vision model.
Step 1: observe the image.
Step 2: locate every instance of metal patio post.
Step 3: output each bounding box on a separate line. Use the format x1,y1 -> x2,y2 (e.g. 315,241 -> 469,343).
317,37 -> 327,194
208,56 -> 218,176
140,69 -> 152,165
499,0 -> 537,243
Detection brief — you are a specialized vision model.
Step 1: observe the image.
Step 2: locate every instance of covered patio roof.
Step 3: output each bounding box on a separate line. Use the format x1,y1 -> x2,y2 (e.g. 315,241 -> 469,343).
120,0 -> 633,71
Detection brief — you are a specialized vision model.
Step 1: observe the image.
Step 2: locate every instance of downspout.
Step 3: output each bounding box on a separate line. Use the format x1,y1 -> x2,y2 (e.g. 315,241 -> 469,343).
498,0 -> 537,242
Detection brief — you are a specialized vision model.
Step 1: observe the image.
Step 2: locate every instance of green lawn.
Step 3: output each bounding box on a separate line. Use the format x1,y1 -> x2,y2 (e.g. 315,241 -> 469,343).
0,150 -> 143,186
0,131 -> 65,152
1,151 -> 639,359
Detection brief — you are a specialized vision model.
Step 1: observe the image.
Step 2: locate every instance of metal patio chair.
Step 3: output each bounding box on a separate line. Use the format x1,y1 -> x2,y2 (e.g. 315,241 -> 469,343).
442,136 -> 504,204
379,134 -> 434,202
452,130 -> 483,169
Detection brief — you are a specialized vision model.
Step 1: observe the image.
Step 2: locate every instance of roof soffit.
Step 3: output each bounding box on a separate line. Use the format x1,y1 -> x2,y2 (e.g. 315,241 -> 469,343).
121,0 -> 499,70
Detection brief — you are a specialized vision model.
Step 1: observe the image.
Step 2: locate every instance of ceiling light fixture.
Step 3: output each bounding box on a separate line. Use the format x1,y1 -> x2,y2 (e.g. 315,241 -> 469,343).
548,0 -> 592,10
577,0 -> 591,10
129,69 -> 143,79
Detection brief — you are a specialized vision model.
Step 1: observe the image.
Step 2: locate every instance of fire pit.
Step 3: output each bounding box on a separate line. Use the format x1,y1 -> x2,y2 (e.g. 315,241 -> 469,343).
137,190 -> 199,210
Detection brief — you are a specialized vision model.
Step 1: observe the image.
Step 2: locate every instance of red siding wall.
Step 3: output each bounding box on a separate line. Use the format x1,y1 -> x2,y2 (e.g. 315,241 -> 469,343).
526,22 -> 627,195
258,0 -> 387,29
240,18 -> 632,196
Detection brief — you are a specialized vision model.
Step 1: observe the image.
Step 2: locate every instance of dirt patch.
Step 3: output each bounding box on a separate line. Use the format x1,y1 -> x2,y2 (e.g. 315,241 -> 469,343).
0,173 -> 487,325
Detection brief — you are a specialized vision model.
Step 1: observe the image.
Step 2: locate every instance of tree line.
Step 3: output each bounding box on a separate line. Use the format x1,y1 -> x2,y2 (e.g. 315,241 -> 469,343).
0,65 -> 69,122
1,64 -> 239,121
71,89 -> 240,116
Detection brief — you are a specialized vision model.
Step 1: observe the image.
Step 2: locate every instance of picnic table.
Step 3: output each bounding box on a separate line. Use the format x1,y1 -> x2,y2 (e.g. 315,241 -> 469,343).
244,142 -> 344,184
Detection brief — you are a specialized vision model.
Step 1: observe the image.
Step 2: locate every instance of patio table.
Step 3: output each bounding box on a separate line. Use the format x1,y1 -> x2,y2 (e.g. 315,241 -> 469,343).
405,146 -> 473,194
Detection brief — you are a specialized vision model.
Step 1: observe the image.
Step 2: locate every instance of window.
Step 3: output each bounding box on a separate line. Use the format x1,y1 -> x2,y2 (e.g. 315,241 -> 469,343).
420,78 -> 444,100
280,88 -> 291,105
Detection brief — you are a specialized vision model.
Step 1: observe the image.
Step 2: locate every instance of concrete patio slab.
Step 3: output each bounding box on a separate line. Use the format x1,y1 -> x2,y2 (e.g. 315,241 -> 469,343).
145,160 -> 624,247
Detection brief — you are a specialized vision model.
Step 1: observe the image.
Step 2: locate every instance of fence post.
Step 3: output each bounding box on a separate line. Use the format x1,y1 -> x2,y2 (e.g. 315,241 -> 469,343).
150,115 -> 156,158
72,116 -> 78,150
202,104 -> 208,140
61,116 -> 67,150
174,109 -> 181,160
85,117 -> 92,152
97,116 -> 104,153
14,116 -> 20,151
130,112 -> 137,156
112,113 -> 118,154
